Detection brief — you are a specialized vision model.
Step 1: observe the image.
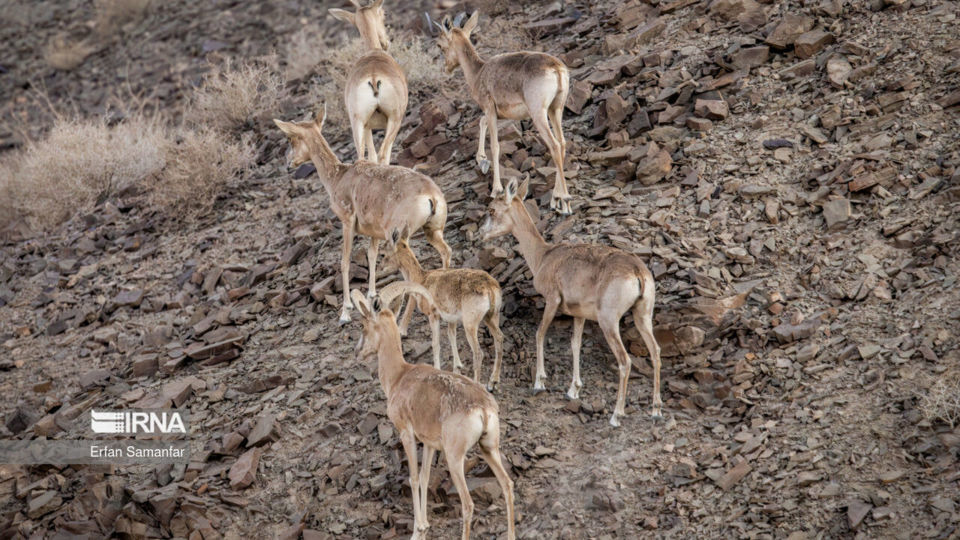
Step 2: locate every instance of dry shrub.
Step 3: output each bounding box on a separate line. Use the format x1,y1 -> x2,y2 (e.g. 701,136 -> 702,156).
0,115 -> 254,231
918,370 -> 960,428
44,34 -> 97,71
0,117 -> 166,227
95,0 -> 151,36
481,16 -> 534,52
150,128 -> 254,215
284,27 -> 326,81
394,36 -> 453,92
192,61 -> 288,132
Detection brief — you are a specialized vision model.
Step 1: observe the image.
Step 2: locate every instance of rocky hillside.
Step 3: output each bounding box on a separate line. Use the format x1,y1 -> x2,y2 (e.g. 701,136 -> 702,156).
1,0 -> 958,538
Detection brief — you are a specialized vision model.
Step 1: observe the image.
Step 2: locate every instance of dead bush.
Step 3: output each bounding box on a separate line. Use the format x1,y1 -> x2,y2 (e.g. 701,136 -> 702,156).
394,36 -> 453,92
481,16 -> 534,52
918,370 -> 960,428
44,34 -> 97,71
284,27 -> 326,81
192,60 -> 288,132
150,128 -> 255,215
0,115 -> 254,231
0,117 -> 167,228
95,0 -> 151,36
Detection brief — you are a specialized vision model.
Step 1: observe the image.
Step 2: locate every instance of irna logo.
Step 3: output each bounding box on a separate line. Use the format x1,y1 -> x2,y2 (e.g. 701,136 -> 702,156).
90,410 -> 187,434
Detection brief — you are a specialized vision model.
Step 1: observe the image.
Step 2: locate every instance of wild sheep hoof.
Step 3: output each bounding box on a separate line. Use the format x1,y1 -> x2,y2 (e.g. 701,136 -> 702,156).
479,159 -> 491,174
486,381 -> 500,393
551,196 -> 572,215
338,311 -> 352,325
609,414 -> 622,428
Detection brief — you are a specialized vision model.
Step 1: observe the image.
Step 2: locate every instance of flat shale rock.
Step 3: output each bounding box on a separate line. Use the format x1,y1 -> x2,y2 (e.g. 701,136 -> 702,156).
823,198 -> 851,229
827,55 -> 853,87
112,289 -> 145,309
794,29 -> 834,59
635,144 -> 673,185
781,59 -> 816,79
247,414 -> 276,447
632,18 -> 666,45
715,460 -> 752,490
27,490 -> 62,519
229,448 -> 262,489
566,80 -> 593,115
847,500 -> 872,529
694,98 -> 729,120
771,320 -> 819,344
732,46 -> 770,70
709,0 -> 761,21
766,14 -> 815,49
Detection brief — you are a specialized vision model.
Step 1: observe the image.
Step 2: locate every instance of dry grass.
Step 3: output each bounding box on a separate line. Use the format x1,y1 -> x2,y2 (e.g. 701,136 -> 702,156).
918,370 -> 960,428
94,0 -> 151,36
481,16 -> 535,52
283,27 -> 327,81
150,128 -> 254,215
0,115 -> 254,231
191,60 -> 288,132
44,34 -> 97,71
0,117 -> 166,227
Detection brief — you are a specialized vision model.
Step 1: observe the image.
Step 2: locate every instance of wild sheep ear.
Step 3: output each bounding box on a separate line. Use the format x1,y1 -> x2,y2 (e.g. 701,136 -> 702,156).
389,228 -> 401,247
273,119 -> 294,135
518,174 -> 530,200
328,8 -> 356,25
351,290 -> 372,319
441,15 -> 452,31
505,177 -> 518,201
372,297 -> 382,313
462,11 -> 479,35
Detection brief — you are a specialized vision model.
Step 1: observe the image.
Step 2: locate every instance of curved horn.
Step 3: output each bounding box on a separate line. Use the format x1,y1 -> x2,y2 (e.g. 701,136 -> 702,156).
425,12 -> 444,35
453,11 -> 466,28
378,281 -> 435,314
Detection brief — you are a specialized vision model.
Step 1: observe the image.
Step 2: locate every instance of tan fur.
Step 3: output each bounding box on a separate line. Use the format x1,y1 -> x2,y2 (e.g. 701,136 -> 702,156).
387,233 -> 504,389
274,107 -> 451,323
480,177 -> 663,427
435,11 -> 572,214
330,0 -> 408,164
352,283 -> 515,540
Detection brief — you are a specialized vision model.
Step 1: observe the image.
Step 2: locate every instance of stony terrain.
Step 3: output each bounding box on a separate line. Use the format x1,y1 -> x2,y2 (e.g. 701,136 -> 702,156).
1,0 -> 959,538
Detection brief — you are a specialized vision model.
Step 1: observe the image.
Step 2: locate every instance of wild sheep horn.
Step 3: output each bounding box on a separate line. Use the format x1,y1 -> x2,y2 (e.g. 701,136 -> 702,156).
424,12 -> 442,35
378,281 -> 435,315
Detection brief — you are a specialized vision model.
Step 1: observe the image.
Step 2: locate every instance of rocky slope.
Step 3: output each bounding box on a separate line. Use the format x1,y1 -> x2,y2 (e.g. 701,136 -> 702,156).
1,0 -> 959,538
